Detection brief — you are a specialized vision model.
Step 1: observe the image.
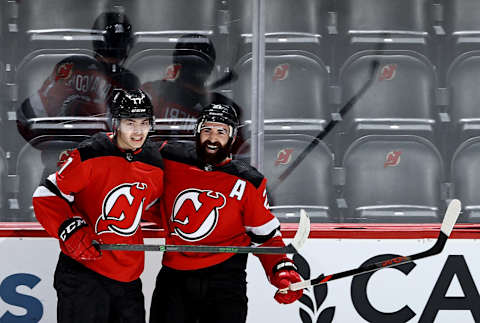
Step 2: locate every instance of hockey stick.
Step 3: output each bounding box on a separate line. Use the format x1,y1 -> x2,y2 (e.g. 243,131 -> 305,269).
96,209 -> 310,254
282,199 -> 461,292
270,59 -> 381,190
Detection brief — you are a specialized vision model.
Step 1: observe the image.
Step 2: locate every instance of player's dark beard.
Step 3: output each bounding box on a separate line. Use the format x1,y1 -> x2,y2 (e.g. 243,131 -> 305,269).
196,139 -> 230,166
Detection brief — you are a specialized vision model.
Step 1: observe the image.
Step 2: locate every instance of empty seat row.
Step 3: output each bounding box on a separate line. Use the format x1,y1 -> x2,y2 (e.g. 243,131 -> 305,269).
237,134 -> 444,223
6,134 -> 480,224
5,0 -> 221,65
4,0 -> 480,66
9,49 -> 480,146
241,134 -> 478,223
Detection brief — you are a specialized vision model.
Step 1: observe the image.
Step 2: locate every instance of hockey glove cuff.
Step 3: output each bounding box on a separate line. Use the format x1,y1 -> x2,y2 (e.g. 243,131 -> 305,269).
270,260 -> 303,304
58,217 -> 101,261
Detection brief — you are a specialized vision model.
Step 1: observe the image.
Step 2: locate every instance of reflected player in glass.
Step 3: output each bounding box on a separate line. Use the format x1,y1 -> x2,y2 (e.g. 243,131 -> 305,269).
17,11 -> 140,142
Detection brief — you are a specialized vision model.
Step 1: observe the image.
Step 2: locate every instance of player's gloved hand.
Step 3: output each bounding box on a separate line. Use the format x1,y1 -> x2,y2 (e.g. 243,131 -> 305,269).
270,260 -> 303,304
58,217 -> 101,261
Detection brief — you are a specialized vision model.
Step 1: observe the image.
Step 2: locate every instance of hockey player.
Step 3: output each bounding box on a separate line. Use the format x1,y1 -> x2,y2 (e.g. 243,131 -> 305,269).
32,89 -> 163,323
149,103 -> 302,323
17,11 -> 140,142
141,33 -> 217,120
141,33 -> 245,151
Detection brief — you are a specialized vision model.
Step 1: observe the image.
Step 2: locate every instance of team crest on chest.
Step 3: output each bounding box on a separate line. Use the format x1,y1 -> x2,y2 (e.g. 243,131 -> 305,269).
171,189 -> 226,242
95,182 -> 147,236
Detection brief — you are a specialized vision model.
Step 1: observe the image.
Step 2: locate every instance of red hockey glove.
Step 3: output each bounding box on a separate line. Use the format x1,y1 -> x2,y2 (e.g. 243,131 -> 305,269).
270,260 -> 303,304
58,217 -> 101,261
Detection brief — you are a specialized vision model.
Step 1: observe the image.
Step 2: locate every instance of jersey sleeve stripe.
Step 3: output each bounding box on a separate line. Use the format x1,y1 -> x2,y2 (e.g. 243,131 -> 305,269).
245,217 -> 280,236
247,228 -> 281,245
32,185 -> 57,198
245,218 -> 281,244
42,173 -> 75,203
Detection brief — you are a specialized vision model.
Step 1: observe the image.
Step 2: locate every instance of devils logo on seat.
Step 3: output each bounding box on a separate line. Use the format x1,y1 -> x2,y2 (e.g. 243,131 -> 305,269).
171,189 -> 226,242
95,182 -> 147,236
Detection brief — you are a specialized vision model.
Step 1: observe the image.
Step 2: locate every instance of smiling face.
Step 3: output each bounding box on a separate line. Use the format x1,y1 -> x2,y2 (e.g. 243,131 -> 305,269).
115,117 -> 151,151
196,121 -> 234,165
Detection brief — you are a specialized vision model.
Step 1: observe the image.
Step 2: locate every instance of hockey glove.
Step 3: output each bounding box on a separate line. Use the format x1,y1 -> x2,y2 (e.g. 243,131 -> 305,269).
270,260 -> 303,304
58,217 -> 101,261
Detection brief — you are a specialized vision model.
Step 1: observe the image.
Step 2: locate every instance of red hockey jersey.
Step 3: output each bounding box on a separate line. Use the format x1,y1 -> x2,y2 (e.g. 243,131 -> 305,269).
160,141 -> 288,275
33,133 -> 164,282
17,55 -> 140,141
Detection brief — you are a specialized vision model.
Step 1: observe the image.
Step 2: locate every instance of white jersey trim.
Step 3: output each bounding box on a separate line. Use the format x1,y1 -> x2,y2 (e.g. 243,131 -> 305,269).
249,230 -> 281,247
245,217 -> 280,236
33,185 -> 56,198
46,173 -> 75,203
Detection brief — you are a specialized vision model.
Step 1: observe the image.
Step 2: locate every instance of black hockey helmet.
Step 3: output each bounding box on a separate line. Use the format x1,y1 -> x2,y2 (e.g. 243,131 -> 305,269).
173,34 -> 216,66
173,34 -> 216,83
195,103 -> 239,138
92,12 -> 134,60
109,89 -> 154,130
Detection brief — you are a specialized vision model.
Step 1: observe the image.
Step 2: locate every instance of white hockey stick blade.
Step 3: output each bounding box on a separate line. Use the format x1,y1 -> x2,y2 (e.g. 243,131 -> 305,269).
290,209 -> 310,251
441,199 -> 461,237
282,199 -> 462,292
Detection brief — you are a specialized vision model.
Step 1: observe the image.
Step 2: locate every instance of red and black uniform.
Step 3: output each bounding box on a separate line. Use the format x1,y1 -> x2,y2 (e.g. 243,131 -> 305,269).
17,55 -> 140,141
33,132 -> 164,323
149,141 -> 289,323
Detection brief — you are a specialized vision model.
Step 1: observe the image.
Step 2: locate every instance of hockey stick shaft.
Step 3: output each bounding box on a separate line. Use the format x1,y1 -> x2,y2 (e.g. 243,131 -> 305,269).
98,242 -> 298,254
98,209 -> 310,254
285,199 -> 461,291
295,232 -> 448,290
272,59 -> 381,188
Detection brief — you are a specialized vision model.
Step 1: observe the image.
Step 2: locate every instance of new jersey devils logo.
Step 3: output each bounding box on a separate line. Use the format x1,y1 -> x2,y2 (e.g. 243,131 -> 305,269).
171,189 -> 226,241
55,62 -> 74,81
95,182 -> 147,236
275,148 -> 294,166
273,63 -> 289,81
164,64 -> 181,81
379,64 -> 397,81
384,150 -> 402,168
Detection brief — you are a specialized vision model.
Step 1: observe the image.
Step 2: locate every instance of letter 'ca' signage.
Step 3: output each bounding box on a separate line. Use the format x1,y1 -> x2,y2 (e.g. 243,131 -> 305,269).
1,238 -> 479,322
